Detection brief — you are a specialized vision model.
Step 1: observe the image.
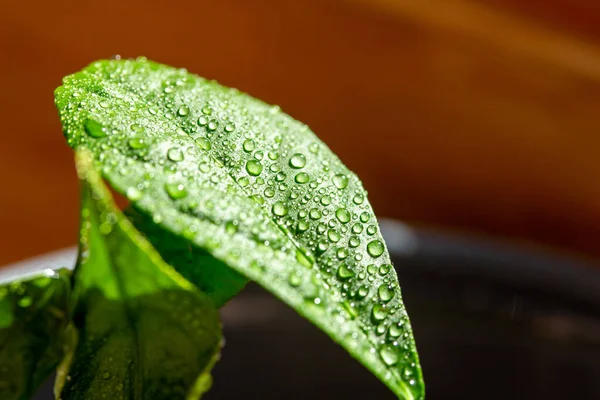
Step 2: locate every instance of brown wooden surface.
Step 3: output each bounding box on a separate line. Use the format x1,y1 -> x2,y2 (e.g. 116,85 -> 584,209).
2,0 -> 600,265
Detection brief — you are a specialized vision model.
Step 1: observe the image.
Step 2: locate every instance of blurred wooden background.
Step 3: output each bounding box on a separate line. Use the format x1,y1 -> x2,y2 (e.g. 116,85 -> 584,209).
2,0 -> 600,265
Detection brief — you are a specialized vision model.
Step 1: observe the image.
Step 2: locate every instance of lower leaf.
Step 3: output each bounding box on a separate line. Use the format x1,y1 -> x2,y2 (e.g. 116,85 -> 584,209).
0,269 -> 71,400
57,152 -> 222,399
126,207 -> 247,308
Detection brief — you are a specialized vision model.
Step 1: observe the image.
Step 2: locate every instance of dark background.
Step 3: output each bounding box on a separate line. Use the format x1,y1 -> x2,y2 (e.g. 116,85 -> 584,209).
3,0 -> 600,265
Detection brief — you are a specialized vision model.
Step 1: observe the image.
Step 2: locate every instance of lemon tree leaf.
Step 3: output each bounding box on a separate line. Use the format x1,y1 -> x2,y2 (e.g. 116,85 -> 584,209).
55,58 -> 424,399
0,269 -> 71,400
57,153 -> 221,399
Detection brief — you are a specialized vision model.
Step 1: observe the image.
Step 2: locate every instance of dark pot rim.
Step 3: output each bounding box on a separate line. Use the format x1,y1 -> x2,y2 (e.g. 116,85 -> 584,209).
3,219 -> 600,309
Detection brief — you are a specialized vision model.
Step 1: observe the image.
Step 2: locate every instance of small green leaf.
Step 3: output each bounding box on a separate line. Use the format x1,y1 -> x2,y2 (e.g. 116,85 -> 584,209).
125,207 -> 247,308
57,152 -> 221,399
0,269 -> 71,400
56,58 -> 424,399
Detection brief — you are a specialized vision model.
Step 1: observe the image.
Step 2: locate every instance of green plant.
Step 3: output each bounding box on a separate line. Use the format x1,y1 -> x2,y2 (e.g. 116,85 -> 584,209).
0,58 -> 424,399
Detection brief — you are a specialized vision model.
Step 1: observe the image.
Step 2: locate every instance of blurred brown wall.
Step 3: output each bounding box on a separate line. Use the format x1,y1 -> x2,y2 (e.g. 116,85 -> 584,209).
1,0 -> 600,264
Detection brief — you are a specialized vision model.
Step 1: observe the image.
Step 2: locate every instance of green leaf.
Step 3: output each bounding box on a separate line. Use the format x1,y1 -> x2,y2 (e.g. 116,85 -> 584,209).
55,58 -> 424,399
57,152 -> 222,399
125,207 -> 247,308
0,269 -> 71,400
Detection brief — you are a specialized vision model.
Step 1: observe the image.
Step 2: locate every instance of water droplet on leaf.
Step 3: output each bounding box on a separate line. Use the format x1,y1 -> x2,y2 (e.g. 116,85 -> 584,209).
309,209 -> 322,220
372,304 -> 388,322
352,223 -> 363,234
380,346 -> 398,366
167,147 -> 184,162
238,177 -> 249,187
289,153 -> 306,169
288,271 -> 302,287
360,212 -> 370,223
335,208 -> 351,224
367,240 -> 384,258
336,248 -> 348,260
165,183 -> 188,199
295,172 -> 309,184
84,119 -> 107,138
275,172 -> 286,182
128,137 -> 147,149
378,284 -> 395,302
207,120 -> 219,131
327,229 -> 341,243
316,240 -> 329,254
297,220 -> 309,233
246,160 -> 263,176
357,286 -> 369,299
177,105 -> 189,116
337,264 -> 354,280
272,201 -> 288,216
225,122 -> 235,132
389,322 -> 404,338
379,264 -> 391,276
243,139 -> 255,152
333,174 -> 348,189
